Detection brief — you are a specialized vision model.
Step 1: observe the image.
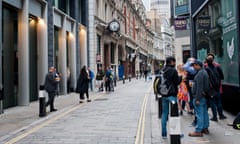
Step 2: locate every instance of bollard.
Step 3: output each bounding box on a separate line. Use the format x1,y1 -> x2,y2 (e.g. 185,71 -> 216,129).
123,75 -> 125,84
158,95 -> 162,118
169,100 -> 181,144
129,75 -> 131,82
0,86 -> 3,114
39,85 -> 46,117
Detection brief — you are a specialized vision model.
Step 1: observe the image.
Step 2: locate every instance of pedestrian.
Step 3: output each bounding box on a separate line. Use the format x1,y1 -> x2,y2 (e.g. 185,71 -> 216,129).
160,56 -> 182,139
183,58 -> 197,127
204,53 -> 226,121
44,66 -> 60,112
144,68 -> 148,81
96,67 -> 105,91
189,59 -> 209,137
105,67 -> 112,92
76,65 -> 91,103
88,67 -> 94,91
177,64 -> 191,115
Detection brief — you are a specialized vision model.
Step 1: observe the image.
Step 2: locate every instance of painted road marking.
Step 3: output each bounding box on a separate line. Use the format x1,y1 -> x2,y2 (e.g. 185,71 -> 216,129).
5,94 -> 105,144
135,86 -> 152,144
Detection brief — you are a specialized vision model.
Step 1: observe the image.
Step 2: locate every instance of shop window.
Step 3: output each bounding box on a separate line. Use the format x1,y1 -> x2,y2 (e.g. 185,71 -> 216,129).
97,34 -> 101,55
110,43 -> 115,64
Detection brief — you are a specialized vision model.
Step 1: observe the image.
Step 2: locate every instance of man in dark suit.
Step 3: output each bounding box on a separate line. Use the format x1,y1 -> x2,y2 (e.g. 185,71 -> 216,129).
44,66 -> 60,112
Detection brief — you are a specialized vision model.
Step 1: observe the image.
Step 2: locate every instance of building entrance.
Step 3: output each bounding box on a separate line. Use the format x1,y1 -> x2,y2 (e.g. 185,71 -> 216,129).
2,7 -> 18,108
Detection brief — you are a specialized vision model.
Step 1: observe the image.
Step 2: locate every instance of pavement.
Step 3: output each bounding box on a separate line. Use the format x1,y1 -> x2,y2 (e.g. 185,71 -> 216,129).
0,78 -> 239,144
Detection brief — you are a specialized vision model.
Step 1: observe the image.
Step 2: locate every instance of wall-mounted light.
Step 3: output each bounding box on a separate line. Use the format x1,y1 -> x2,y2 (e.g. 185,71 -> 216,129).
38,17 -> 44,25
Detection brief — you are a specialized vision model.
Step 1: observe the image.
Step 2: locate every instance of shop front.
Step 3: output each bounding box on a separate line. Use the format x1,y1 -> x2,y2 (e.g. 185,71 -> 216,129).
192,0 -> 240,114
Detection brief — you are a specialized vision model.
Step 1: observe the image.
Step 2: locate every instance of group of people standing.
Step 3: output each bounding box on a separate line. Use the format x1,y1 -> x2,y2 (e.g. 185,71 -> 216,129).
159,53 -> 226,138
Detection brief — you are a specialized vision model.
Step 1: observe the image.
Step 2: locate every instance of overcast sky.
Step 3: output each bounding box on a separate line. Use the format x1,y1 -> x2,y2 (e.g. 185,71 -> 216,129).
142,0 -> 150,11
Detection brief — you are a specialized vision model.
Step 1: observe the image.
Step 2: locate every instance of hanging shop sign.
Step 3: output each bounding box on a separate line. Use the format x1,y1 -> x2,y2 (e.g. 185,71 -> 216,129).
174,17 -> 187,30
197,16 -> 211,29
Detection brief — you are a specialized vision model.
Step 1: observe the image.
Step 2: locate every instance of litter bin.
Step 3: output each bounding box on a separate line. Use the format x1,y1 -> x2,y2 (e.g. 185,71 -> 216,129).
39,85 -> 46,117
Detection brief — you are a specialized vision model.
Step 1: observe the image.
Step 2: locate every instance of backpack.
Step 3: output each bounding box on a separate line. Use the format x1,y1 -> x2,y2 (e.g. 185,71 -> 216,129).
156,69 -> 171,95
205,66 -> 220,91
228,112 -> 240,130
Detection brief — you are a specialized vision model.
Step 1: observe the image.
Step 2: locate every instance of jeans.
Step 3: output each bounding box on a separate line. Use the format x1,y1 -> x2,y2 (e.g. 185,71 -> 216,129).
209,91 -> 224,118
89,80 -> 93,91
193,97 -> 209,132
161,96 -> 178,137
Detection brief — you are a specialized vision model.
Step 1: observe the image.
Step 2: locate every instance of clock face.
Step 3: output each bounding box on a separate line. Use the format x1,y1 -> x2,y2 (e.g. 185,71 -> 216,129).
109,21 -> 120,32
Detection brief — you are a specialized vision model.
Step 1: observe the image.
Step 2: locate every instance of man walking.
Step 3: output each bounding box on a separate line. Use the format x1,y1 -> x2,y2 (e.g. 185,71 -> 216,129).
44,66 -> 60,112
189,60 -> 209,137
161,56 -> 182,138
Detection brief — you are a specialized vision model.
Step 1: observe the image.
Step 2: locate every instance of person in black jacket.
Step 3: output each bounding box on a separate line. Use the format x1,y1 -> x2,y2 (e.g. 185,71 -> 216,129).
161,56 -> 182,138
44,66 -> 60,112
76,66 -> 91,103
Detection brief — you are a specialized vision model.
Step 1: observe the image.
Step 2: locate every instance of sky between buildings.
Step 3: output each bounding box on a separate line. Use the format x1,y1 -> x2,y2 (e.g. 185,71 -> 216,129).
142,0 -> 150,11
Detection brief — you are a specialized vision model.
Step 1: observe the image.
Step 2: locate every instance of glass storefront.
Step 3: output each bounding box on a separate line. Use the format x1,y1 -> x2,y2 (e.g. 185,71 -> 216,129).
195,0 -> 239,86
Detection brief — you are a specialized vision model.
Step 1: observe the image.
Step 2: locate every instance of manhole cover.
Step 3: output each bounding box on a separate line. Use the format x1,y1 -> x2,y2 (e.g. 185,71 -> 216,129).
94,98 -> 108,101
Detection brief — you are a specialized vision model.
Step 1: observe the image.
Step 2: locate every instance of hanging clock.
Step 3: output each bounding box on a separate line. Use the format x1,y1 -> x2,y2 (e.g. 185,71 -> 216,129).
109,20 -> 120,32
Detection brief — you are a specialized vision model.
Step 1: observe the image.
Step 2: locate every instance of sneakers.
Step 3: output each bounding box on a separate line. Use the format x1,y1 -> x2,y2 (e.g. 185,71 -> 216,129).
210,117 -> 218,122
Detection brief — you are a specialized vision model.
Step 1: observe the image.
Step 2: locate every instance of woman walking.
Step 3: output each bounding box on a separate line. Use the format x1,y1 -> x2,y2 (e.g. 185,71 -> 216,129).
76,66 -> 91,103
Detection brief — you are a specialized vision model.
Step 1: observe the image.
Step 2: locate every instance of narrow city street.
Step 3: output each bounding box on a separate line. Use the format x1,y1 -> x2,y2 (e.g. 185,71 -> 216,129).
1,79 -> 156,144
1,79 -> 240,144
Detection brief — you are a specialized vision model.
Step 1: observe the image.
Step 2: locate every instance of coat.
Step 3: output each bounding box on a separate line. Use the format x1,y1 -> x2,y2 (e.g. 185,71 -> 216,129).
76,73 -> 89,93
44,72 -> 59,93
192,68 -> 209,101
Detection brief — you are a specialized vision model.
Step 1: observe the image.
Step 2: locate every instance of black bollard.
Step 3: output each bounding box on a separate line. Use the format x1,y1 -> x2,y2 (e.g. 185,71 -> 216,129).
0,87 -> 3,114
123,75 -> 125,84
169,101 -> 181,144
158,96 -> 162,118
39,85 -> 46,117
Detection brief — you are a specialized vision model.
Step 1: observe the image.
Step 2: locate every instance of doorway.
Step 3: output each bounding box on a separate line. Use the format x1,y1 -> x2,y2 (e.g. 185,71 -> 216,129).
29,16 -> 38,101
2,7 -> 18,108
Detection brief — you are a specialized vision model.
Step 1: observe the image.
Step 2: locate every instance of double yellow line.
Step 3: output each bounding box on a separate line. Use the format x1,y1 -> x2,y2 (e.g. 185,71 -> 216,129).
135,86 -> 152,144
5,94 -> 105,144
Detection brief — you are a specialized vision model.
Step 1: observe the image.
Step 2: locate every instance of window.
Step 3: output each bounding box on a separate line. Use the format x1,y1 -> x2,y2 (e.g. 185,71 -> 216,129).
97,35 -> 101,55
110,43 -> 115,64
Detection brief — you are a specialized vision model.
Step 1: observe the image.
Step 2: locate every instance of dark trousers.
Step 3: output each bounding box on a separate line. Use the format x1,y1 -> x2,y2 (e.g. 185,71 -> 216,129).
46,92 -> 56,110
80,92 -> 89,100
208,91 -> 224,118
105,80 -> 111,91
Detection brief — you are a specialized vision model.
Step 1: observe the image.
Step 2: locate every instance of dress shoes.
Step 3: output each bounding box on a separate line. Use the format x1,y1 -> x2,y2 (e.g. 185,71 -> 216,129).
50,109 -> 58,112
188,132 -> 203,137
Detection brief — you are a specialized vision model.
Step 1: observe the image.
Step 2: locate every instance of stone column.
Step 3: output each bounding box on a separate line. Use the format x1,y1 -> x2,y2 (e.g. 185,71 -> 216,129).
18,0 -> 29,105
68,23 -> 77,90
58,17 -> 67,95
79,26 -> 88,67
37,3 -> 48,87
